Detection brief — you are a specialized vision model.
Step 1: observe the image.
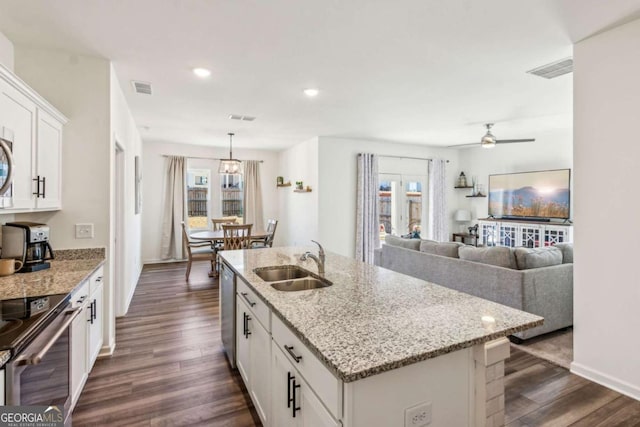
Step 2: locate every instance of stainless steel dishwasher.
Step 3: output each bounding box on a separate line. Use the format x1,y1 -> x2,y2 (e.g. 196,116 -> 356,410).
220,262 -> 236,368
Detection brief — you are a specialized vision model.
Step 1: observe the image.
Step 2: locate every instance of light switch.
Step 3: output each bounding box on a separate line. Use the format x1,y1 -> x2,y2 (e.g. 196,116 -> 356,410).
75,223 -> 94,239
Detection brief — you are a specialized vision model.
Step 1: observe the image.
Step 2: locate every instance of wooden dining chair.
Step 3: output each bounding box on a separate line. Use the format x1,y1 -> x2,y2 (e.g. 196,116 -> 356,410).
212,216 -> 238,231
181,222 -> 214,280
251,219 -> 278,248
221,224 -> 253,250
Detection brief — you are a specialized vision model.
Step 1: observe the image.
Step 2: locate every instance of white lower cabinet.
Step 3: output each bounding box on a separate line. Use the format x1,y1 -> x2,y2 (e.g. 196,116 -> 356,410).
236,289 -> 271,426
87,271 -> 104,368
70,280 -> 89,407
271,344 -> 338,427
70,266 -> 104,410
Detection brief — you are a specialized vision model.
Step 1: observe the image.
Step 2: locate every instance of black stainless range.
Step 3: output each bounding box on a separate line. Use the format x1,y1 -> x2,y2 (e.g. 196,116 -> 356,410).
1,293 -> 78,426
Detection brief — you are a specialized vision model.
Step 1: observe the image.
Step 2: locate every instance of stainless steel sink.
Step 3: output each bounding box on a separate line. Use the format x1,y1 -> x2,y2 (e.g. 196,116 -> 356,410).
254,265 -> 310,282
270,277 -> 333,292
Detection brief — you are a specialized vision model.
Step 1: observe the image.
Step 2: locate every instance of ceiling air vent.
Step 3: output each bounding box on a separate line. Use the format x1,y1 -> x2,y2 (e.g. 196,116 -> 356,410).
131,80 -> 152,95
526,58 -> 573,79
229,114 -> 256,121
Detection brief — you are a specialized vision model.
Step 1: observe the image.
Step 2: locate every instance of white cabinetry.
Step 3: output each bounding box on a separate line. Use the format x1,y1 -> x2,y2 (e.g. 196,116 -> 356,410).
272,344 -> 339,427
88,268 -> 104,368
479,219 -> 572,247
70,280 -> 89,408
0,65 -> 66,212
235,279 -> 271,426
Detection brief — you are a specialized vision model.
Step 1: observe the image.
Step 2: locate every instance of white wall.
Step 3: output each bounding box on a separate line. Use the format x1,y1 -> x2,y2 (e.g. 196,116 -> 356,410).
0,30 -> 14,71
317,137 -> 460,257
142,140 -> 279,263
12,46 -> 116,354
457,128 -> 573,221
571,18 -> 640,400
276,137 -> 319,248
110,64 -> 143,318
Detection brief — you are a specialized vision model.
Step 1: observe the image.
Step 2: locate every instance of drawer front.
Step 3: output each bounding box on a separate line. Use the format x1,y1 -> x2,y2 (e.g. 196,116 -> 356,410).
236,278 -> 270,332
271,313 -> 342,419
89,266 -> 104,295
72,280 -> 90,308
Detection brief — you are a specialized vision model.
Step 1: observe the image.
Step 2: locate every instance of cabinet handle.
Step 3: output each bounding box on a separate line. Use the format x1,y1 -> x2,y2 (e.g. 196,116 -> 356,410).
284,345 -> 302,363
42,176 -> 46,198
240,292 -> 256,307
242,312 -> 247,337
287,372 -> 293,408
292,376 -> 301,417
32,175 -> 43,197
76,295 -> 87,304
87,301 -> 94,324
95,276 -> 103,283
92,298 -> 97,321
245,314 -> 251,338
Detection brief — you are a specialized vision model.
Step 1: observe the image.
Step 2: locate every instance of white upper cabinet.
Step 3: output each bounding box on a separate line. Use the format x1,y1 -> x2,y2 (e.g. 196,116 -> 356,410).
0,64 -> 66,212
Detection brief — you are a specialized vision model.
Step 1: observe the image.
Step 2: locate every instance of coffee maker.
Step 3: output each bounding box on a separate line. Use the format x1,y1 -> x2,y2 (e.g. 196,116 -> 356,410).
1,222 -> 54,272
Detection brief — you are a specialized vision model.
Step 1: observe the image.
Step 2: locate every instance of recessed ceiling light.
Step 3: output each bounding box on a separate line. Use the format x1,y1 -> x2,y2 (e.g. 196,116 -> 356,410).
193,68 -> 211,78
304,88 -> 319,97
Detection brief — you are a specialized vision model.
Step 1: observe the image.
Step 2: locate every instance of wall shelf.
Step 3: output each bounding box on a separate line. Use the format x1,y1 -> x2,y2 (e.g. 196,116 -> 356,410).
277,182 -> 292,187
466,194 -> 486,198
294,188 -> 312,193
454,186 -> 474,189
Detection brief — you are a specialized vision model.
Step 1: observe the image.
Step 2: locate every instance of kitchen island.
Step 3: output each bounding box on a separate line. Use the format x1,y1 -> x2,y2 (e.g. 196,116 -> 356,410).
219,246 -> 542,427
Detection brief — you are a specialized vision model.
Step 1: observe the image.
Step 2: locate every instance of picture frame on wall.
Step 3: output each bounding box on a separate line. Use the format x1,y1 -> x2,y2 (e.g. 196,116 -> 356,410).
135,156 -> 142,214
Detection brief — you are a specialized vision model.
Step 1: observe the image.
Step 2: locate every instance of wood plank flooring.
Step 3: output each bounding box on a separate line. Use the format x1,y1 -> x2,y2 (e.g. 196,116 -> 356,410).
72,261 -> 260,426
73,261 -> 640,426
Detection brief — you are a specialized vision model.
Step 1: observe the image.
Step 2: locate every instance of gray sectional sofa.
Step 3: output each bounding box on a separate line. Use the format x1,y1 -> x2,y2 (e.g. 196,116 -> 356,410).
373,236 -> 573,340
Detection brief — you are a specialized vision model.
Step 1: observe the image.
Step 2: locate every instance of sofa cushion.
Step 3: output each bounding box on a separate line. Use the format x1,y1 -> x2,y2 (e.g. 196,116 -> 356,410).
420,240 -> 464,258
384,234 -> 421,251
514,246 -> 563,270
554,243 -> 573,264
458,246 -> 517,269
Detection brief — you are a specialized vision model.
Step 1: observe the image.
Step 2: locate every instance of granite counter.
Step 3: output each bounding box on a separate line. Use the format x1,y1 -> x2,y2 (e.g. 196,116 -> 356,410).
220,246 -> 543,383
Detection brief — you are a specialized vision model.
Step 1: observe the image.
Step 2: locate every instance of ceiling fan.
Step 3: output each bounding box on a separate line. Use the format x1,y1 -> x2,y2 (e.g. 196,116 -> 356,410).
449,123 -> 535,148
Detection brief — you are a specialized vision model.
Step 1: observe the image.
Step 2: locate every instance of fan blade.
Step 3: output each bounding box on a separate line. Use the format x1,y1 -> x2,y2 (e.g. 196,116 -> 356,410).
446,142 -> 479,148
495,138 -> 535,144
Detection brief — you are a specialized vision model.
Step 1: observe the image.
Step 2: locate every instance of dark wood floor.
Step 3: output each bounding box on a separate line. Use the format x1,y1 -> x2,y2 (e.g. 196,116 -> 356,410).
72,261 -> 260,426
73,261 -> 640,426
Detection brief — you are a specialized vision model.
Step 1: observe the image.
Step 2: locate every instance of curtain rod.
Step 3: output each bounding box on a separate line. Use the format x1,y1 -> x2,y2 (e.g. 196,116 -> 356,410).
162,155 -> 263,163
371,154 -> 449,163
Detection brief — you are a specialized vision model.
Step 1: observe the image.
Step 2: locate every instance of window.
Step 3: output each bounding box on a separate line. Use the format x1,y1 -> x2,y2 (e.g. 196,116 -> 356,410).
378,157 -> 428,240
221,174 -> 243,218
187,169 -> 210,230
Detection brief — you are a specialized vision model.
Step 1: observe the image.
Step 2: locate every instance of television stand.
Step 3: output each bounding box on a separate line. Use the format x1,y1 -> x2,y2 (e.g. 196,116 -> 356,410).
478,219 -> 573,248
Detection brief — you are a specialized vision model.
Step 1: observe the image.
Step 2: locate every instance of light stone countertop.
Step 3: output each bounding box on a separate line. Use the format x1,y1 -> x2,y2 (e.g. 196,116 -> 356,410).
220,247 -> 543,383
0,257 -> 105,300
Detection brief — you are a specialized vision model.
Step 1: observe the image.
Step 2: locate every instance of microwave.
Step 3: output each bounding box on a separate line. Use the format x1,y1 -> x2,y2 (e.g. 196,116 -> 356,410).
0,127 -> 15,208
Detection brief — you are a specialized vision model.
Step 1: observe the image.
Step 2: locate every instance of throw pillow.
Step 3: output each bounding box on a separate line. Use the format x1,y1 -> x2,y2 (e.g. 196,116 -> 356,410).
554,243 -> 573,264
384,234 -> 421,251
420,240 -> 464,258
514,246 -> 563,270
458,246 -> 517,269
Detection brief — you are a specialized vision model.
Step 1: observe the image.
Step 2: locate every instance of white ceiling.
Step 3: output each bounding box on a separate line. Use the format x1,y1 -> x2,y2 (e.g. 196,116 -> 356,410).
0,0 -> 639,150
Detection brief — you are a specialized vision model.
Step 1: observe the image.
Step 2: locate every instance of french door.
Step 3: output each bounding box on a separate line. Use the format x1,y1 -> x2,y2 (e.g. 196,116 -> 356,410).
379,174 -> 427,238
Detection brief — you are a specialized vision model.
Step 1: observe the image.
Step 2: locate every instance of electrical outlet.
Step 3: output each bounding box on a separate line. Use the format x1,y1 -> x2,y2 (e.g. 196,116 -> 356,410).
75,223 -> 94,239
405,402 -> 432,427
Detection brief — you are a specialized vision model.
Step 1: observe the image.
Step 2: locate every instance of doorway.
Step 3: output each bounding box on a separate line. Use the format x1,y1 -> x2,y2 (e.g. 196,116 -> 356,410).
379,173 -> 427,238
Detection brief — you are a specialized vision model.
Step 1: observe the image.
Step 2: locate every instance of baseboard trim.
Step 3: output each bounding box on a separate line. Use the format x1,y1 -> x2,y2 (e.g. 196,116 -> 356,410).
570,361 -> 640,401
98,340 -> 116,358
143,258 -> 187,265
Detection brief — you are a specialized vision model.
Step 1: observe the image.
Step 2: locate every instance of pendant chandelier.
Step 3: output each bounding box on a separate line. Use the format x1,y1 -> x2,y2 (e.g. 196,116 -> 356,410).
218,132 -> 243,175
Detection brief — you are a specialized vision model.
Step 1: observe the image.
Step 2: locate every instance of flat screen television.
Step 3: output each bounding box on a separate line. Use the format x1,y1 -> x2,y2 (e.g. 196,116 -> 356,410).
488,169 -> 571,220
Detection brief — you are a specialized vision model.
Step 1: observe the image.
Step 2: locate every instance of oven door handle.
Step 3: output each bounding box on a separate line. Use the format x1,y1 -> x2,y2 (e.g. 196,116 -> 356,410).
16,308 -> 81,366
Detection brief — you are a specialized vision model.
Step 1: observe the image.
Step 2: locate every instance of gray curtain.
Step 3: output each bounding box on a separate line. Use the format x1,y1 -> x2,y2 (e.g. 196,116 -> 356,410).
355,153 -> 379,263
160,156 -> 186,260
428,159 -> 448,242
243,160 -> 264,230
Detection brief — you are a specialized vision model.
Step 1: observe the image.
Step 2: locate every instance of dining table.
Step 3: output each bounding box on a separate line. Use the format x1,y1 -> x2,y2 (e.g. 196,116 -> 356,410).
190,229 -> 269,277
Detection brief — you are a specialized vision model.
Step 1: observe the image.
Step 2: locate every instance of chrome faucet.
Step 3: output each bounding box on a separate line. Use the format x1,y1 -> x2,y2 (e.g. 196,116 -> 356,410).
300,240 -> 325,275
